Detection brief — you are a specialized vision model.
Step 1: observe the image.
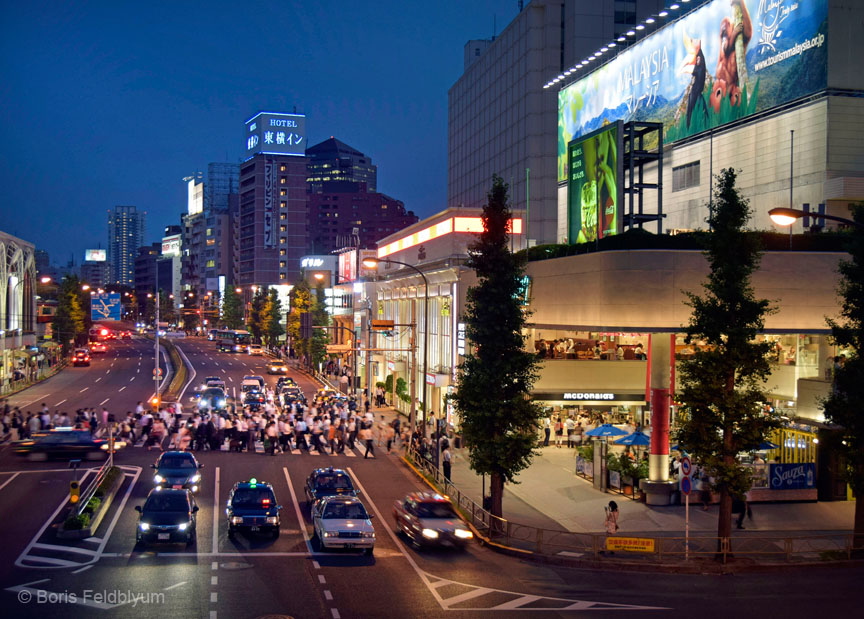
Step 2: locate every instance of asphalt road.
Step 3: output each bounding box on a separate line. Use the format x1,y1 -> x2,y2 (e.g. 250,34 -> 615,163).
0,337 -> 860,618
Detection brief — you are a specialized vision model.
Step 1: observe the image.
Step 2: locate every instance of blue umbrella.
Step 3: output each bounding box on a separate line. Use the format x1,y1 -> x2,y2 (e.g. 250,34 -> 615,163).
756,440 -> 780,450
614,432 -> 651,447
584,423 -> 627,438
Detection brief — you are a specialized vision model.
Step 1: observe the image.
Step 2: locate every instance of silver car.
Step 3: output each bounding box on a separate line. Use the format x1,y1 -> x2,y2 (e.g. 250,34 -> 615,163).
312,496 -> 375,555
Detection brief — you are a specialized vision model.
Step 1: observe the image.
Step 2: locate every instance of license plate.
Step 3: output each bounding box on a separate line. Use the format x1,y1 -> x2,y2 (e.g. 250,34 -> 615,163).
250,526 -> 259,532
172,485 -> 182,489
344,543 -> 353,549
158,533 -> 170,540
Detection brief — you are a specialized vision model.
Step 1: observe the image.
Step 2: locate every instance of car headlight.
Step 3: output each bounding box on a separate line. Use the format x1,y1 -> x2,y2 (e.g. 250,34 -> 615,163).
139,522 -> 150,531
362,531 -> 376,538
177,523 -> 188,531
231,517 -> 243,525
454,528 -> 473,539
191,485 -> 198,493
190,474 -> 201,483
323,531 -> 337,538
154,475 -> 165,483
218,400 -> 226,407
265,517 -> 278,524
421,528 -> 439,539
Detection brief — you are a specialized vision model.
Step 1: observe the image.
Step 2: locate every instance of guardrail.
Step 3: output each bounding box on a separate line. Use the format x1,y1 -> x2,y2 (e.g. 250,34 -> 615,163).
1,360 -> 67,396
403,446 -> 856,564
76,459 -> 111,516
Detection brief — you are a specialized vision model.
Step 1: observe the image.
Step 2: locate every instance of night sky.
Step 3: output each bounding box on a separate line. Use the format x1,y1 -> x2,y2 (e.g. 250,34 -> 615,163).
0,0 -> 517,265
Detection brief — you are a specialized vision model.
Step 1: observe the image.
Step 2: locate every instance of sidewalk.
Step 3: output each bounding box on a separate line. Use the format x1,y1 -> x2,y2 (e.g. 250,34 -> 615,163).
369,402 -> 855,537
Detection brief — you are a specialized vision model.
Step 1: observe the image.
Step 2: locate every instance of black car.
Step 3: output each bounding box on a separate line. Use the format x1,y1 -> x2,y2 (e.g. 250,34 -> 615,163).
226,479 -> 282,538
72,348 -> 91,367
242,390 -> 266,410
304,467 -> 357,505
152,451 -> 204,492
279,387 -> 305,407
13,429 -> 126,461
275,377 -> 297,390
135,488 -> 198,545
198,387 -> 228,412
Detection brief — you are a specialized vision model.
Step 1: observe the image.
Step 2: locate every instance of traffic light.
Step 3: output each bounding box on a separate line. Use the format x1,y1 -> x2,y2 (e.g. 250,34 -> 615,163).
69,480 -> 80,504
300,312 -> 312,339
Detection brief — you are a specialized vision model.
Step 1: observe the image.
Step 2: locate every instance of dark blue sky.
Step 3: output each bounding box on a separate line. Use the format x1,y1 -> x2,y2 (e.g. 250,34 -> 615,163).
0,0 -> 517,265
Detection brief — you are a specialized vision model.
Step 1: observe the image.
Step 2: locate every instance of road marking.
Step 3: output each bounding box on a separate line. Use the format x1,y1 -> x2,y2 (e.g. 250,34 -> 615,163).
210,592 -> 218,603
95,378 -> 102,383
106,370 -> 111,374
213,466 -> 220,553
312,560 -> 320,569
165,581 -> 187,591
100,398 -> 110,405
32,543 -> 98,557
222,369 -> 226,374
228,376 -> 233,382
79,387 -> 89,393
137,368 -> 140,373
119,386 -> 126,392
129,377 -> 135,382
331,609 -> 340,619
210,612 -> 217,619
324,590 -> 333,601
55,399 -> 66,406
71,565 -> 93,574
318,574 -> 326,584
0,472 -> 21,492
283,467 -> 312,552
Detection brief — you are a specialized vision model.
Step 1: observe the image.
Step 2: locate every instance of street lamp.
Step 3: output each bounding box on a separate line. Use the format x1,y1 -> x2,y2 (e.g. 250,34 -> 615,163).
769,207 -> 864,230
363,257 -> 429,445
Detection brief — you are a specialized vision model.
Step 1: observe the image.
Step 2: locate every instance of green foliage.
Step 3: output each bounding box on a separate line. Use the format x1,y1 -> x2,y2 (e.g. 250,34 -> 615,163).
822,204 -> 864,498
606,453 -> 622,473
665,79 -> 760,144
63,513 -> 90,530
309,283 -> 330,367
263,288 -> 285,347
288,279 -> 313,361
85,496 -> 101,514
221,286 -> 244,330
247,287 -> 268,343
675,169 -> 780,538
451,175 -> 543,512
578,443 -> 594,461
52,276 -> 87,352
384,374 -> 394,393
395,377 -> 410,403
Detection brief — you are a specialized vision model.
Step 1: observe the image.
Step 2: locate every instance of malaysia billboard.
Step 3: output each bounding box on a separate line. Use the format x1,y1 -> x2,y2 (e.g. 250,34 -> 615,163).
84,249 -> 106,262
245,111 -> 306,159
558,0 -> 828,181
567,122 -> 622,243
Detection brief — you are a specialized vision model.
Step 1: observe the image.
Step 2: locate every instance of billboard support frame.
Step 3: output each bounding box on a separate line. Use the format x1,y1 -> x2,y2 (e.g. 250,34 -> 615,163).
622,121 -> 665,234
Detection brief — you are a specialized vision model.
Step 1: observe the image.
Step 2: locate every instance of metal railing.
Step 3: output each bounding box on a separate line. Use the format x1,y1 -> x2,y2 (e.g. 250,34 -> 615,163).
404,446 -> 856,564
76,459 -> 111,516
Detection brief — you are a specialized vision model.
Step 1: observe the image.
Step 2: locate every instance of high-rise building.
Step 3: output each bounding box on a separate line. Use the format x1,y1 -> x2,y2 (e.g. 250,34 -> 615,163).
307,138 -> 377,194
134,242 -> 161,314
107,205 -> 146,285
206,162 -> 239,213
34,250 -> 50,278
448,0 -> 663,245
236,111 -> 308,286
307,184 -> 417,255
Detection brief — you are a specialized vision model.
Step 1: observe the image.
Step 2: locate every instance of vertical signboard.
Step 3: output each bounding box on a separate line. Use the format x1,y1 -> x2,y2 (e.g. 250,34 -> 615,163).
263,159 -> 276,248
567,122 -> 622,243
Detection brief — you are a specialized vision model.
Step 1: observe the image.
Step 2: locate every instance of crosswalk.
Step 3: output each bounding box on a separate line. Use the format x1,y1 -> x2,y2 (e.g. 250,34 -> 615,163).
132,439 -> 378,459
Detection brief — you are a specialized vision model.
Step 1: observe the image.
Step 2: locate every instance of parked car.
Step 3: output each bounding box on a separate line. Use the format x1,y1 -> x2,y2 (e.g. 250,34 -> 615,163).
392,492 -> 473,549
135,488 -> 198,545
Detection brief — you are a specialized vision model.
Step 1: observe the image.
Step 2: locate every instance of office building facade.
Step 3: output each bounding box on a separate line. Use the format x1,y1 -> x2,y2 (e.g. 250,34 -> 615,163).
307,138 -> 377,194
107,205 -> 146,286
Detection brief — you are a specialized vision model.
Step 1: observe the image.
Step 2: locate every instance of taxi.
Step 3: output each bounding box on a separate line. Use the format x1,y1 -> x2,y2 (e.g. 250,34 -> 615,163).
152,451 -> 203,492
304,467 -> 357,504
226,478 -> 282,538
312,495 -> 375,555
392,492 -> 473,549
267,360 -> 288,374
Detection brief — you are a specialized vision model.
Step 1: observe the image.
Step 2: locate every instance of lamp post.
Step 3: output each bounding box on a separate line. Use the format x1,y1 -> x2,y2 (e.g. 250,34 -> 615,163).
363,257 -> 429,447
768,207 -> 864,230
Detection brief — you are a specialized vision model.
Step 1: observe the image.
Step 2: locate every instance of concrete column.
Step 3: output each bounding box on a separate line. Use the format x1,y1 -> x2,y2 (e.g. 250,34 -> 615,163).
641,333 -> 677,505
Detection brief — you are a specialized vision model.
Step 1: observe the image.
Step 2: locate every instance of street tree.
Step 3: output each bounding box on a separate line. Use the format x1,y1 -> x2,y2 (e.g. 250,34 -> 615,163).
158,290 -> 176,325
287,279 -> 312,362
310,281 -> 330,367
821,203 -> 864,552
263,287 -> 285,347
247,286 -> 267,343
450,175 -> 542,521
221,287 -> 244,329
52,276 -> 87,353
675,168 -> 780,548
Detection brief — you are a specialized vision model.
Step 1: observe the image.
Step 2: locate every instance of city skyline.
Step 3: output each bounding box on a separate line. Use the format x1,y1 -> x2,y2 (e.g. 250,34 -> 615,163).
0,0 -> 518,263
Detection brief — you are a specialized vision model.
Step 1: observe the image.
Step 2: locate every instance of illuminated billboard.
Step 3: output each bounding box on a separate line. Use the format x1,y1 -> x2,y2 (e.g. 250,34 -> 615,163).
161,234 -> 181,257
558,0 -> 828,181
84,249 -> 106,262
568,122 -> 622,243
245,111 -> 306,158
187,178 -> 203,215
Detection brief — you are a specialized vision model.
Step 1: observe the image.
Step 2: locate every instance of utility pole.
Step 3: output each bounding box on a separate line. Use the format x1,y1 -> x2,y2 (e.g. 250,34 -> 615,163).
154,289 -> 161,409
409,302 -> 417,440
365,300 -> 373,406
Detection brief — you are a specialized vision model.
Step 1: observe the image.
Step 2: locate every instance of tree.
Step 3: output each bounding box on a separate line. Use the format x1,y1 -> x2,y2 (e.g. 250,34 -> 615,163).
221,287 -> 244,330
675,168 -> 780,549
263,288 -> 285,347
450,175 -> 542,521
287,279 -> 312,361
52,276 -> 86,353
309,281 -> 330,367
821,204 -> 864,553
247,287 -> 267,343
158,290 -> 176,325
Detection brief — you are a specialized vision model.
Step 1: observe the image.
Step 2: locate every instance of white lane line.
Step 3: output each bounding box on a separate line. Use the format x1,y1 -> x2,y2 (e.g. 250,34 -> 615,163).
212,467 -> 220,553
318,574 -> 326,584
227,377 -> 233,382
100,398 -> 110,406
106,370 -> 111,374
95,378 -> 101,383
222,369 -> 226,374
79,387 -> 89,393
118,386 -> 126,392
210,592 -> 218,603
55,399 -> 66,406
283,468 -> 312,552
129,377 -> 135,382
137,368 -> 140,373
312,560 -> 320,569
211,576 -> 218,585
0,472 -> 21,492
324,590 -> 333,601
331,609 -> 340,619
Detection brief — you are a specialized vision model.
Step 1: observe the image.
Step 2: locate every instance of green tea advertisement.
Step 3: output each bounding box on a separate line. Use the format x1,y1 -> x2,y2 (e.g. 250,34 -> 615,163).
568,122 -> 621,244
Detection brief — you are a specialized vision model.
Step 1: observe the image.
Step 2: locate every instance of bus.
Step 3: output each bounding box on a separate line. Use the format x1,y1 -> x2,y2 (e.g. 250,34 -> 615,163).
213,329 -> 253,352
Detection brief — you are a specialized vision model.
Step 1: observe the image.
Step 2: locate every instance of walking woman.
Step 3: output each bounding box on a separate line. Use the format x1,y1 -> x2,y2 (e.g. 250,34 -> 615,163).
604,500 -> 619,553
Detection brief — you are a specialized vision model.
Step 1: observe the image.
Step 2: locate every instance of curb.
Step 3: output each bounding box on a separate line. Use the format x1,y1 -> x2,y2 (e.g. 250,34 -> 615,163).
396,452 -> 864,574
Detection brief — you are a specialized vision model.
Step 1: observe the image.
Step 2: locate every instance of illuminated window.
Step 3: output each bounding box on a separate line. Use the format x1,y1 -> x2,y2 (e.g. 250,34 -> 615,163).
280,249 -> 286,256
280,213 -> 286,220
279,273 -> 286,279
279,261 -> 286,268
280,237 -> 286,244
280,177 -> 286,184
280,201 -> 287,209
205,260 -> 215,268
280,189 -> 287,196
206,239 -> 215,246
381,204 -> 387,209
280,225 -> 287,232
279,165 -> 286,172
